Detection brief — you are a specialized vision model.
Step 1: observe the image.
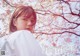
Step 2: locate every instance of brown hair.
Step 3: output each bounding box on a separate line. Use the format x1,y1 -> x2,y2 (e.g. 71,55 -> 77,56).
9,5 -> 36,32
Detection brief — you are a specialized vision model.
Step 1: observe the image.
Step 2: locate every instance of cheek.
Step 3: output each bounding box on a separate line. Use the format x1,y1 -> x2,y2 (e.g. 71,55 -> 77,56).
17,20 -> 24,25
16,21 -> 25,28
19,23 -> 26,28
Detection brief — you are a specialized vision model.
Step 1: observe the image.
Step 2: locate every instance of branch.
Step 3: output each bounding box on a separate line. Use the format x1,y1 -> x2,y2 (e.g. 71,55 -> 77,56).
3,0 -> 15,7
34,31 -> 80,36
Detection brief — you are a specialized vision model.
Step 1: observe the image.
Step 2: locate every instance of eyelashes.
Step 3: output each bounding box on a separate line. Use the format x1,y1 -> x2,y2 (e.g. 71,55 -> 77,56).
22,18 -> 36,25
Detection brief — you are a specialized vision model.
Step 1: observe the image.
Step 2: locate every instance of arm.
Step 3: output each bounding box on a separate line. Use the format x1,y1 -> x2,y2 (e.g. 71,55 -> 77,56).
13,30 -> 46,56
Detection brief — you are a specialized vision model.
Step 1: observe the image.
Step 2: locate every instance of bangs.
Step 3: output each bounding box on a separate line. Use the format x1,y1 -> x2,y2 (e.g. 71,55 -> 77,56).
17,6 -> 36,19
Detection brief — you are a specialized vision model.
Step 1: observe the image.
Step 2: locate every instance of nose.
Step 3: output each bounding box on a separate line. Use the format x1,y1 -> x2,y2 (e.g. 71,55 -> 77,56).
26,20 -> 32,26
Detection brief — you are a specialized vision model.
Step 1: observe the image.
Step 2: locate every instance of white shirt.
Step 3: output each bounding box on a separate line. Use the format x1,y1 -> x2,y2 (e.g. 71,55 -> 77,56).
0,30 -> 46,56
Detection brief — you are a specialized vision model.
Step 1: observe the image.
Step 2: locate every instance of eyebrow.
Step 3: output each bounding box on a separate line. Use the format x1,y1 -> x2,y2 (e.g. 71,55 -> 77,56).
20,16 -> 34,20
24,15 -> 34,18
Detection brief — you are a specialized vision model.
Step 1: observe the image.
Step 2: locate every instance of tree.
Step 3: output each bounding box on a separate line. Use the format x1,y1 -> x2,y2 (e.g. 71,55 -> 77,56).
0,0 -> 80,56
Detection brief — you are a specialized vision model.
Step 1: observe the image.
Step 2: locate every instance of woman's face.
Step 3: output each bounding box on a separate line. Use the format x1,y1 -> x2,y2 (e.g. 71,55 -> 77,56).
13,15 -> 35,32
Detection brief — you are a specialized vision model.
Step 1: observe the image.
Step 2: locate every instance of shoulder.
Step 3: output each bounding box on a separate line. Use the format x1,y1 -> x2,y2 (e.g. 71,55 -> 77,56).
4,30 -> 34,49
7,30 -> 32,39
6,30 -> 34,43
11,30 -> 32,36
11,30 -> 31,34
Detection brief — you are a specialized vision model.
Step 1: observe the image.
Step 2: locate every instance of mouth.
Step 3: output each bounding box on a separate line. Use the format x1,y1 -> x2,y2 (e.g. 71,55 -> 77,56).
25,28 -> 30,30
25,28 -> 32,31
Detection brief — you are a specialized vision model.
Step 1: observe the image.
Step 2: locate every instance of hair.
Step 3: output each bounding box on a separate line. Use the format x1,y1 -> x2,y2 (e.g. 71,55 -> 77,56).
9,5 -> 37,32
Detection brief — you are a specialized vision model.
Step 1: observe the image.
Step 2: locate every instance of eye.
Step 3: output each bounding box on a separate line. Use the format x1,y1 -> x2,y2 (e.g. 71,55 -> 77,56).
22,18 -> 27,21
31,19 -> 34,22
31,19 -> 36,25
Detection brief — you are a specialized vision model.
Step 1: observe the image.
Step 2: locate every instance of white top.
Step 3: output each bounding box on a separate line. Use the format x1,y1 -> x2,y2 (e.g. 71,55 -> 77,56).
0,30 -> 46,56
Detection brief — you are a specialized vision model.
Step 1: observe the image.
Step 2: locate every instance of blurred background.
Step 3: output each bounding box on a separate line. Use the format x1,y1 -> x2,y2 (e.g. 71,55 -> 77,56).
0,0 -> 80,56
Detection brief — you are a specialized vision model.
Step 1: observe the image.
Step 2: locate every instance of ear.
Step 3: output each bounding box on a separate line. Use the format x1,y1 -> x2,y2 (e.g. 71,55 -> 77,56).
13,19 -> 17,26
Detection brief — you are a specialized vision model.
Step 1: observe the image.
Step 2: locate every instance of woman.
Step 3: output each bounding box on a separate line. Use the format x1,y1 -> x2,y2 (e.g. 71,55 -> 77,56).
0,5 -> 46,56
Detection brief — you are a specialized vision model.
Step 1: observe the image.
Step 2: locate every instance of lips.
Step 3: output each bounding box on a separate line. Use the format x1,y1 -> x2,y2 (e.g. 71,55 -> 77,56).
25,28 -> 34,32
25,28 -> 31,31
